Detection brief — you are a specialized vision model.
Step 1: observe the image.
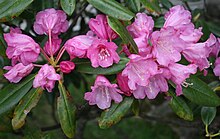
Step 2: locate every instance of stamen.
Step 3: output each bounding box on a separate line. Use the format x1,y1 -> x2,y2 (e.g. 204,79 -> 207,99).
99,48 -> 110,60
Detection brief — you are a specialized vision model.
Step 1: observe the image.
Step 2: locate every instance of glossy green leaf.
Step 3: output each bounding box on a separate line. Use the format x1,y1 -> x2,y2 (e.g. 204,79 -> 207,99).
207,21 -> 220,37
60,0 -> 76,16
98,97 -> 133,129
201,107 -> 216,125
87,0 -> 135,20
154,16 -> 165,28
169,91 -> 193,121
0,75 -> 35,115
140,0 -> 161,15
0,0 -> 34,22
108,16 -> 138,54
12,88 -> 43,130
0,27 -> 7,56
126,0 -> 140,13
183,76 -> 220,107
57,81 -> 76,138
160,0 -> 173,9
74,57 -> 129,75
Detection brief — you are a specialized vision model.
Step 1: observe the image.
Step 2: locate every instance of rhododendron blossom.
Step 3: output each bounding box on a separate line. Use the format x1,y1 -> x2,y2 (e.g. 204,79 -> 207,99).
168,63 -> 197,95
60,61 -> 75,74
88,14 -> 118,40
65,35 -> 95,59
33,8 -> 68,35
214,58 -> 220,78
84,75 -> 123,109
4,63 -> 34,83
122,54 -> 158,90
87,39 -> 120,68
33,64 -> 60,92
44,36 -> 61,56
4,29 -> 40,66
127,13 -> 154,38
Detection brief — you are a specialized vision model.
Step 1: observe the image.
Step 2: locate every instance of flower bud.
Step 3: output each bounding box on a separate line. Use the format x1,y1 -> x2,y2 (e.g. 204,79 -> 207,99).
60,61 -> 75,73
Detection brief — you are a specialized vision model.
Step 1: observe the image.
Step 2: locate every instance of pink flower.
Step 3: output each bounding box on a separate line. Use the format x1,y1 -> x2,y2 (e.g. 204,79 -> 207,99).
182,34 -> 216,71
214,57 -> 220,77
84,75 -> 123,109
65,35 -> 95,59
127,13 -> 154,38
164,5 -> 203,44
132,75 -> 168,99
87,39 -> 120,68
116,73 -> 131,96
60,61 -> 75,74
168,63 -> 197,96
134,35 -> 152,56
151,27 -> 185,66
34,8 -> 68,35
44,37 -> 61,56
88,14 -> 118,40
122,54 -> 158,90
4,30 -> 40,66
33,64 -> 60,92
4,63 -> 34,83
209,35 -> 219,57
164,5 -> 191,30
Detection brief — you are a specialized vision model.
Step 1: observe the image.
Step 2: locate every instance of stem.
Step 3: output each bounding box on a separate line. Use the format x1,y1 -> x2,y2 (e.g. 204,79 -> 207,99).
205,125 -> 209,136
55,46 -> 66,64
183,0 -> 192,12
210,132 -> 220,138
33,64 -> 43,68
39,46 -> 51,63
48,29 -> 55,62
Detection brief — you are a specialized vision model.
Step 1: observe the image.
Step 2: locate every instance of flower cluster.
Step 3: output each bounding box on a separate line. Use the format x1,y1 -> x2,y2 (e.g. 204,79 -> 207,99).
3,5 -> 220,110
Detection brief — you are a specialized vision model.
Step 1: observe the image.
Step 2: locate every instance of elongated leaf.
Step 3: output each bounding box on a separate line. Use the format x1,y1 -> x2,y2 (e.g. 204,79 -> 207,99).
154,16 -> 165,28
98,97 -> 133,129
183,76 -> 220,107
87,0 -> 135,20
60,0 -> 76,16
201,107 -> 216,125
0,0 -> 34,22
57,81 -> 76,138
169,91 -> 193,121
140,0 -> 161,15
108,16 -> 138,54
126,0 -> 140,13
12,88 -> 43,130
0,27 -> 7,56
74,57 -> 129,75
0,75 -> 35,115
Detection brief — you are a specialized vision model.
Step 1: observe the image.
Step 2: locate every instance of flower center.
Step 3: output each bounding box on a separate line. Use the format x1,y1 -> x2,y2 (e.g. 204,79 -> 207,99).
98,48 -> 110,60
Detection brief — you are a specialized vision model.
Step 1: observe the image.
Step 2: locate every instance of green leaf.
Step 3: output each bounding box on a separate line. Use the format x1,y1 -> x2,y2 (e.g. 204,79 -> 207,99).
107,16 -> 138,54
140,0 -> 161,15
12,88 -> 43,130
0,27 -> 7,56
201,107 -> 216,125
57,81 -> 76,138
87,0 -> 135,21
74,57 -> 129,75
98,97 -> 133,129
60,0 -> 76,16
160,0 -> 173,9
169,91 -> 193,121
183,76 -> 220,107
126,0 -> 140,13
207,21 -> 220,37
154,16 -> 165,28
0,0 -> 34,22
0,75 -> 35,115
